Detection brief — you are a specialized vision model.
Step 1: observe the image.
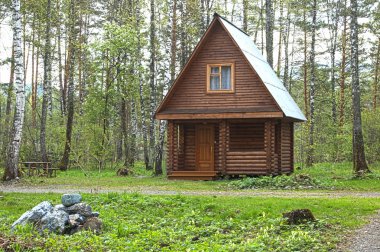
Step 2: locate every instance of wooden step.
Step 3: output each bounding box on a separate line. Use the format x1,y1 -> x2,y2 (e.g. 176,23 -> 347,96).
168,171 -> 217,181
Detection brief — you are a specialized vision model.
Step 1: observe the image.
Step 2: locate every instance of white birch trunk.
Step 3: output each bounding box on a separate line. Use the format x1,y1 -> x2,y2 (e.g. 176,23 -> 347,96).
3,0 -> 25,181
265,0 -> 273,67
306,0 -> 317,167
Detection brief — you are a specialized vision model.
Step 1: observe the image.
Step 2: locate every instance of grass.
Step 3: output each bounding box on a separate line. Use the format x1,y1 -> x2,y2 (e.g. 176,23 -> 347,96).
1,192 -> 379,251
5,161 -> 380,192
294,162 -> 380,191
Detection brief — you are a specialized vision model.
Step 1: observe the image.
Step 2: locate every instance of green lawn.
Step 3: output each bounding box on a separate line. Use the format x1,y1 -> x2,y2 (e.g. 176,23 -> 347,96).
6,161 -> 380,192
1,192 -> 379,251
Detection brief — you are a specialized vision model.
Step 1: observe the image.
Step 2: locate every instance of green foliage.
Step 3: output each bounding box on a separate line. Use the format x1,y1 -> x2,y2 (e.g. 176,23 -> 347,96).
1,193 -> 379,251
363,110 -> 380,164
228,174 -> 328,190
2,161 -> 379,192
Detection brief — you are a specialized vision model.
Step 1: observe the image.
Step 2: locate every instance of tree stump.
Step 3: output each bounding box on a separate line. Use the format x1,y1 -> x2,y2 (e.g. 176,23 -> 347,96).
283,209 -> 316,225
116,168 -> 129,176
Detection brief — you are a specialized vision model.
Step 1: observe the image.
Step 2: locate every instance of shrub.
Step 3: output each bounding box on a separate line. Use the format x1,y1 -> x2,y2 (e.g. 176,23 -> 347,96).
228,174 -> 328,190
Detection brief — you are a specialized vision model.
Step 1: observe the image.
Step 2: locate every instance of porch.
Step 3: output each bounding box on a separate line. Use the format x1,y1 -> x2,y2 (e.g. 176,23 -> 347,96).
166,119 -> 293,180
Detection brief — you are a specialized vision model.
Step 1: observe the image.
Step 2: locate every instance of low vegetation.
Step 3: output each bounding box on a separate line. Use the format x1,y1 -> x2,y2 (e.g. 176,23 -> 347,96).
228,174 -> 329,190
4,162 -> 380,192
1,193 -> 379,251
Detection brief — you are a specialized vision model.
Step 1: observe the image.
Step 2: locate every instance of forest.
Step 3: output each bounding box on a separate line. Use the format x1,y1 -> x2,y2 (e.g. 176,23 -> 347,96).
0,0 -> 380,179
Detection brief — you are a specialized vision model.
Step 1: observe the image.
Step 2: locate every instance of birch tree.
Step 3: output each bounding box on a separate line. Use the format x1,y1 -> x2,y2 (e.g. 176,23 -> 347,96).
40,0 -> 52,162
306,0 -> 317,167
265,0 -> 273,67
148,0 -> 156,171
3,0 -> 25,181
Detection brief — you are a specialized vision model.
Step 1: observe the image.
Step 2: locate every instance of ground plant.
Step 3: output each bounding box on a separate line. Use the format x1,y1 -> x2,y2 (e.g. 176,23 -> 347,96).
1,192 -> 379,251
6,162 -> 380,192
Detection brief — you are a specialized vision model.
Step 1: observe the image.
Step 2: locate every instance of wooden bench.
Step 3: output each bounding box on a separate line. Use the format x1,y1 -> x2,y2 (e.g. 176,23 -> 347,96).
20,162 -> 59,178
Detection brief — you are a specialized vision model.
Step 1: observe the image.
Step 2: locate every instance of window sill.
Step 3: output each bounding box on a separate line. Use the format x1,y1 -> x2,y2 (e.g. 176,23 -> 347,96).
206,90 -> 235,94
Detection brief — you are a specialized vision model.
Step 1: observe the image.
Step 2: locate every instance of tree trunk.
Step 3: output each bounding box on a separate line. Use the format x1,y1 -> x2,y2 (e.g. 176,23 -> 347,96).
154,120 -> 166,175
373,38 -> 380,110
31,15 -> 36,128
277,0 -> 283,75
260,0 -> 264,53
3,0 -> 25,181
60,0 -> 76,171
303,8 -> 308,119
154,0 -> 177,175
135,5 -> 150,170
282,3 -> 291,89
170,0 -> 177,84
57,0 -> 64,116
148,0 -> 156,170
120,97 -> 129,167
328,0 -> 339,122
339,0 -> 347,127
350,0 -> 369,175
40,0 -> 52,163
243,0 -> 248,33
265,0 -> 273,67
306,0 -> 316,167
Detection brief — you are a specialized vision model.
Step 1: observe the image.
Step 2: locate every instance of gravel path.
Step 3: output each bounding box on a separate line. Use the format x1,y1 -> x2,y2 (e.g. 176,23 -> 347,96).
344,210 -> 380,252
2,184 -> 380,198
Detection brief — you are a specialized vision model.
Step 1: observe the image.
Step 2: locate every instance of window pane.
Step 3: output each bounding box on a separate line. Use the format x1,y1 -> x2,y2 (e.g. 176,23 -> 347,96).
211,67 -> 219,74
221,66 -> 231,89
210,76 -> 220,90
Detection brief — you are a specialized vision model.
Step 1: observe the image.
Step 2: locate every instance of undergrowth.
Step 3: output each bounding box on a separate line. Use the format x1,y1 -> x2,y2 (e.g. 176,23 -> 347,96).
2,193 -> 375,251
228,174 -> 330,190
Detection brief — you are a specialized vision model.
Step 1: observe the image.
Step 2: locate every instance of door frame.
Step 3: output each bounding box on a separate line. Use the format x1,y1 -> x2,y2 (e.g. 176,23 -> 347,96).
195,124 -> 215,171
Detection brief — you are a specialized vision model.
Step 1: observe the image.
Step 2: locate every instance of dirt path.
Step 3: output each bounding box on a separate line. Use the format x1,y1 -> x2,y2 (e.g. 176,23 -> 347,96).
2,184 -> 380,198
339,210 -> 380,252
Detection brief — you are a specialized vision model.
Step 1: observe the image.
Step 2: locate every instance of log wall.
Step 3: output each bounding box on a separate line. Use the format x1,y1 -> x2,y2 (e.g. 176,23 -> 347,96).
280,122 -> 294,174
166,119 -> 294,178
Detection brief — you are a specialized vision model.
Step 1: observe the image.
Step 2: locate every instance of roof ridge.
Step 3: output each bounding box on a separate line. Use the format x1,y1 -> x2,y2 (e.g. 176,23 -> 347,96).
213,12 -> 251,37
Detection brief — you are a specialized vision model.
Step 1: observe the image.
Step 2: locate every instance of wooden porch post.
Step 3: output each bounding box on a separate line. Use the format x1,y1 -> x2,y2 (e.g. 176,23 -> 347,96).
167,121 -> 174,175
219,120 -> 227,174
265,121 -> 273,175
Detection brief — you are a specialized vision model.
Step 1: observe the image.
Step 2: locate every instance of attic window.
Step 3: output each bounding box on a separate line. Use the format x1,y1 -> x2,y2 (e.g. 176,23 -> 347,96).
207,63 -> 235,93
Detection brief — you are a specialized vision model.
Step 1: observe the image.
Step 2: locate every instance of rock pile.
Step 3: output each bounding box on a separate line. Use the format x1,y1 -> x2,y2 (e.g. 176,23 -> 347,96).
11,194 -> 102,235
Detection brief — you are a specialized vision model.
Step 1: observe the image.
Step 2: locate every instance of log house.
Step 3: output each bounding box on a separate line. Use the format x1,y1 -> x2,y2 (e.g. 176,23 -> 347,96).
155,14 -> 306,180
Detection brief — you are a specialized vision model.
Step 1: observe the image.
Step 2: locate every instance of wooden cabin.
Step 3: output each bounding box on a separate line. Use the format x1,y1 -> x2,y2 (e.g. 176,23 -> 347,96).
155,14 -> 306,180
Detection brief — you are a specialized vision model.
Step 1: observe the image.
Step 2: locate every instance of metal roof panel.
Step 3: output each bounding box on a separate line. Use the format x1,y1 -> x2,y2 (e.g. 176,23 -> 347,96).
219,17 -> 306,121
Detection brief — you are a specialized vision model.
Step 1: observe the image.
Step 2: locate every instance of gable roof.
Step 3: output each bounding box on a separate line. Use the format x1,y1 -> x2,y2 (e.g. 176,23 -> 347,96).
217,15 -> 306,121
156,14 -> 306,122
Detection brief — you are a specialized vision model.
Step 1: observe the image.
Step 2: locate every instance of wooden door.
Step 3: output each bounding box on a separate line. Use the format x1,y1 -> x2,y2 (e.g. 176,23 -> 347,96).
195,125 -> 215,171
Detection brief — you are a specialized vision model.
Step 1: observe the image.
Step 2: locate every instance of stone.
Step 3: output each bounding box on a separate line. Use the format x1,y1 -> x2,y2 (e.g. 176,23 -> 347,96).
91,212 -> 100,217
61,194 -> 82,207
38,209 -> 69,234
82,217 -> 102,234
283,209 -> 316,225
65,203 -> 93,217
68,214 -> 85,226
11,201 -> 53,229
54,204 -> 65,210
